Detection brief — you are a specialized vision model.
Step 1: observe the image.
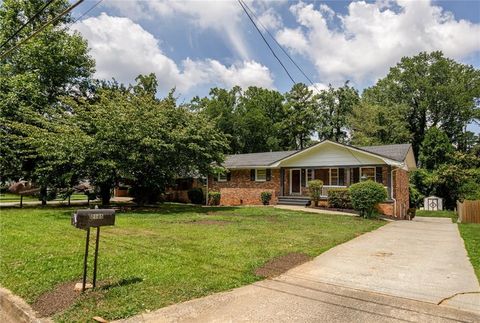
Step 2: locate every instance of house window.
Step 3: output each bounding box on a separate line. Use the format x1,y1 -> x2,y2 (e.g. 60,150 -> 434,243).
306,169 -> 314,186
360,167 -> 375,181
329,168 -> 339,186
256,169 -> 267,182
218,173 -> 227,182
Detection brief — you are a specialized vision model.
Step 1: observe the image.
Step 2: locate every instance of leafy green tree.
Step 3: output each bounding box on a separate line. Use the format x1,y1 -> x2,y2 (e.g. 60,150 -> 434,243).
235,86 -> 285,153
349,102 -> 411,146
190,87 -> 241,154
282,83 -> 318,150
72,76 -> 228,205
0,0 -> 94,195
419,127 -> 454,170
317,82 -> 359,143
363,51 -> 480,157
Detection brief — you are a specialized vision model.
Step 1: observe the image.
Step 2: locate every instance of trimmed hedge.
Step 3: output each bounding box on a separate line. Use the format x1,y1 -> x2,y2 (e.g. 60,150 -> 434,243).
208,191 -> 221,206
308,180 -> 323,206
188,188 -> 204,204
349,180 -> 387,218
327,188 -> 352,209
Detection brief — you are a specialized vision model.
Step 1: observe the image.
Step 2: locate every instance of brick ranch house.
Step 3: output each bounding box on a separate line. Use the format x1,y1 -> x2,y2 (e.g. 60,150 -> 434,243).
207,140 -> 416,219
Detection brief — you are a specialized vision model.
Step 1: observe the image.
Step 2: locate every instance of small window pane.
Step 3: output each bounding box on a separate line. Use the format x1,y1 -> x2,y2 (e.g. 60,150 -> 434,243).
218,173 -> 227,182
306,169 -> 314,186
256,169 -> 266,181
361,168 -> 375,181
330,168 -> 339,185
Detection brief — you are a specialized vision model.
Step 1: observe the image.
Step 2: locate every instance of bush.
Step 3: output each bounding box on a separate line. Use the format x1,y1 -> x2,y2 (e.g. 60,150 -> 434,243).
260,191 -> 272,205
308,180 -> 323,206
327,188 -> 351,209
349,180 -> 387,218
188,188 -> 204,204
208,191 -> 221,206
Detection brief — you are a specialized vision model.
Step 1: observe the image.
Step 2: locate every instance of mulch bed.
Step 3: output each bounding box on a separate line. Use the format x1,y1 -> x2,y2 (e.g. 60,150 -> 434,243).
32,282 -> 80,317
254,253 -> 312,278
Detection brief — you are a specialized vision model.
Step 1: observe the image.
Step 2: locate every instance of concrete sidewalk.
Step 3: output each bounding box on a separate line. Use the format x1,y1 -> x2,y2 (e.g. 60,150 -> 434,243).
274,204 -> 357,216
117,216 -> 480,322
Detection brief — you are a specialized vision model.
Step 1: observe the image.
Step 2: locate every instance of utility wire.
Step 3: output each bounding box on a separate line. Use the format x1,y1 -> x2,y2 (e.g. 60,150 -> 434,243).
0,0 -> 57,51
237,0 -> 296,85
0,0 -> 85,60
239,0 -> 325,94
67,0 -> 105,27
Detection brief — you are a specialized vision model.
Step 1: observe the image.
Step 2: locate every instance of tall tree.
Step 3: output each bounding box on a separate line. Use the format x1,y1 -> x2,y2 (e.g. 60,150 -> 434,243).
363,51 -> 480,157
282,83 -> 318,150
235,86 -> 285,153
349,102 -> 411,146
0,0 -> 94,189
419,127 -> 454,170
190,87 -> 241,154
317,82 -> 359,143
71,76 -> 228,205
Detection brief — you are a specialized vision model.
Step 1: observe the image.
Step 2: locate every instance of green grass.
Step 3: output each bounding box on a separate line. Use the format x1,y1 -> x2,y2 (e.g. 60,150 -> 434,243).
0,204 -> 384,322
458,223 -> 480,281
416,210 -> 456,218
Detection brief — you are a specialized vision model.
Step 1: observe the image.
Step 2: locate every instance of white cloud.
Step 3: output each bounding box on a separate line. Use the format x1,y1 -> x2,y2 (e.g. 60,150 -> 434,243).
72,14 -> 273,93
277,0 -> 480,84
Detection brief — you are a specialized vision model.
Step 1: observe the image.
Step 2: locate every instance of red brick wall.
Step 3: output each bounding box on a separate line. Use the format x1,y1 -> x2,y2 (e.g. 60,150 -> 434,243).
208,169 -> 280,205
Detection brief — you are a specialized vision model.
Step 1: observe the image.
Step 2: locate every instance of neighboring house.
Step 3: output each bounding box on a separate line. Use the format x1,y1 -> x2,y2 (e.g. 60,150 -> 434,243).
207,140 -> 416,219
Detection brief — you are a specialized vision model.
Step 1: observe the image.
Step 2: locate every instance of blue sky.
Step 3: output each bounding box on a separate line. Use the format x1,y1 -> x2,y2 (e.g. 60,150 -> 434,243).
69,0 -> 480,132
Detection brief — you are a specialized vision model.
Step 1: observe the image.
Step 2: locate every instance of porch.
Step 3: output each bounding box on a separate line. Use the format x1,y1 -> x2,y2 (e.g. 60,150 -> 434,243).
279,166 -> 392,199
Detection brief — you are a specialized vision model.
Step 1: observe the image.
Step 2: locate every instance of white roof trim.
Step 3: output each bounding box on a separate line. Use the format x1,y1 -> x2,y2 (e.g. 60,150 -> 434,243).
270,140 -> 404,168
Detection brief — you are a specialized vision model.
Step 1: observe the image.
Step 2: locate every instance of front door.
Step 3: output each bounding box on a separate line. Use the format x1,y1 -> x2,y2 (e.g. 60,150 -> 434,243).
290,169 -> 301,194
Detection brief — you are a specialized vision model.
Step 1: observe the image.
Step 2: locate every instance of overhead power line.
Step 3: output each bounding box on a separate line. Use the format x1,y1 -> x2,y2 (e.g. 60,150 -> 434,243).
68,0 -> 105,27
239,0 -> 325,94
237,0 -> 296,85
0,0 -> 57,51
0,0 -> 85,60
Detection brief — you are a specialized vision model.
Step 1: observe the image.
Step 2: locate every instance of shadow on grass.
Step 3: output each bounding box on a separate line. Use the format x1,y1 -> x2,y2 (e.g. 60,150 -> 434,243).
99,277 -> 144,290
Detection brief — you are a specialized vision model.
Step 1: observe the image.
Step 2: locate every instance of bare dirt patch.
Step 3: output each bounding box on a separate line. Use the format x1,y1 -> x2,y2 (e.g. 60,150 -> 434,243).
255,253 -> 312,278
187,219 -> 232,226
32,282 -> 80,317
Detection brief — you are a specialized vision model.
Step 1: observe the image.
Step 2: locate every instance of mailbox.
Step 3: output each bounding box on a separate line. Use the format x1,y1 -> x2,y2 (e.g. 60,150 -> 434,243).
72,209 -> 115,229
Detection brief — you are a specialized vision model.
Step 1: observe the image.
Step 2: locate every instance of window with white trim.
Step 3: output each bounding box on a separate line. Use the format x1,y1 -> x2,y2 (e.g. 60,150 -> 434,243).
360,167 -> 375,181
306,168 -> 314,186
218,173 -> 227,182
255,169 -> 267,181
329,168 -> 339,186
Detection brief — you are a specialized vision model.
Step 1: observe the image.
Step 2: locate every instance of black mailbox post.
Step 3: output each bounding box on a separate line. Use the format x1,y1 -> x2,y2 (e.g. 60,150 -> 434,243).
72,209 -> 115,292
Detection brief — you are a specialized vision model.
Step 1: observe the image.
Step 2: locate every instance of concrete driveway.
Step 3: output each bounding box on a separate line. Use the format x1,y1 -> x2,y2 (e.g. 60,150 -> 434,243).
118,216 -> 480,322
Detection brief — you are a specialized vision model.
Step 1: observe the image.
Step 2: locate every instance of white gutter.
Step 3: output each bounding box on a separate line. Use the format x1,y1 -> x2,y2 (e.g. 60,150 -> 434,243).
391,168 -> 398,217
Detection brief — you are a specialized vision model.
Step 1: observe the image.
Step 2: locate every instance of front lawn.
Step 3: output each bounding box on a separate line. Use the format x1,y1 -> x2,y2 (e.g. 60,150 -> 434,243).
416,209 -> 456,219
0,204 -> 384,322
458,223 -> 480,281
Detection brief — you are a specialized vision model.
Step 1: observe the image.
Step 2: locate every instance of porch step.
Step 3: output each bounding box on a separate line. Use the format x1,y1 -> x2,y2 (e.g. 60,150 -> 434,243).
278,196 -> 311,206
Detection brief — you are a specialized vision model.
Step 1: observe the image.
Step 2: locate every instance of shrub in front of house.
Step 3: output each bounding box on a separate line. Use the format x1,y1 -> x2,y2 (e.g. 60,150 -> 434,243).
208,191 -> 221,206
260,191 -> 272,205
349,180 -> 387,218
188,188 -> 204,204
327,188 -> 352,209
308,180 -> 323,207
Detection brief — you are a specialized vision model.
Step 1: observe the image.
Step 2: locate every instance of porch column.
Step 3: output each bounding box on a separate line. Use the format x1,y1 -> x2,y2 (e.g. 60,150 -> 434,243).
345,167 -> 351,187
280,168 -> 285,196
386,165 -> 392,199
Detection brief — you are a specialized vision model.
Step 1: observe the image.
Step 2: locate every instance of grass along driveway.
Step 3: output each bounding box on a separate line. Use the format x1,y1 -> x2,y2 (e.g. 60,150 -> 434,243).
0,204 -> 384,322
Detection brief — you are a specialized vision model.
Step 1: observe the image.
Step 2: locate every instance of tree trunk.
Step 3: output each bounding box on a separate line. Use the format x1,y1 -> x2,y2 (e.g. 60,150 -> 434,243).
40,186 -> 47,206
99,183 -> 111,206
